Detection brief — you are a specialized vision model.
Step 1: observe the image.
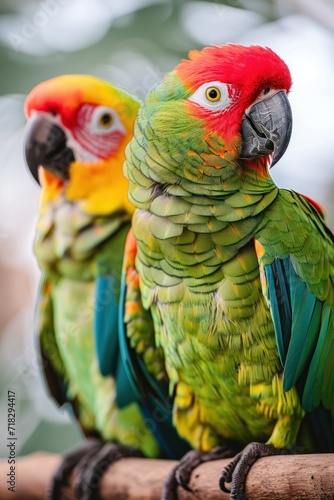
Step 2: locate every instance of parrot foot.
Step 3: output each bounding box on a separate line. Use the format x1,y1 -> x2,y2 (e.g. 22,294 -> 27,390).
46,438 -> 103,500
46,438 -> 143,500
219,442 -> 289,500
74,442 -> 143,500
162,446 -> 235,500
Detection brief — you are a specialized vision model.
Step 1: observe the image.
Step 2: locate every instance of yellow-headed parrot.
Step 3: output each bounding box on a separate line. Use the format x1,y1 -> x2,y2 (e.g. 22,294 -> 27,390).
24,74 -> 189,500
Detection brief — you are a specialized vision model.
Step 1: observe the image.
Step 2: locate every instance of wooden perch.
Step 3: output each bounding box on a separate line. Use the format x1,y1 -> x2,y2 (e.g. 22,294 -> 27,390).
0,452 -> 333,499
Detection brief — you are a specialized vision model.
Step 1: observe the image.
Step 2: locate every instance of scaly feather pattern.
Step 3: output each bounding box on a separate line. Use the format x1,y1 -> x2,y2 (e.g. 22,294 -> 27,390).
124,44 -> 334,459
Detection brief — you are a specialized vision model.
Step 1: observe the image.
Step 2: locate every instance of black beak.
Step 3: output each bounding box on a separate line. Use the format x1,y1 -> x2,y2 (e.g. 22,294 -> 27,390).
24,114 -> 75,184
240,90 -> 292,167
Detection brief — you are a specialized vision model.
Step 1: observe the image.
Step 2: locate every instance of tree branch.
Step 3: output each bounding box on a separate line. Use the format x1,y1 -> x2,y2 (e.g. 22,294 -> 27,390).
0,452 -> 333,499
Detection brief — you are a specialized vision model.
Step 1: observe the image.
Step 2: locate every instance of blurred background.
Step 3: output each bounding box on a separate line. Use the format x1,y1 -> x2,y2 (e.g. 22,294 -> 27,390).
0,0 -> 334,459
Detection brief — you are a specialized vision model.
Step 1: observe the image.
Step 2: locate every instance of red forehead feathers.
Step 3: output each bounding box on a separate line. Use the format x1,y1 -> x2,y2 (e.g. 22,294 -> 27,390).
176,44 -> 292,101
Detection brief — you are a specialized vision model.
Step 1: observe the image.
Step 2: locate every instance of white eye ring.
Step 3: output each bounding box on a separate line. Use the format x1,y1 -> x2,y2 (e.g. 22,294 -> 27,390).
89,106 -> 126,134
188,81 -> 232,111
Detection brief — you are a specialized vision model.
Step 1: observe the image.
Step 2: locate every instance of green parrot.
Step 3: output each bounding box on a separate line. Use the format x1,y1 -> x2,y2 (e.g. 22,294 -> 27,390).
24,74 -> 189,500
123,44 -> 334,499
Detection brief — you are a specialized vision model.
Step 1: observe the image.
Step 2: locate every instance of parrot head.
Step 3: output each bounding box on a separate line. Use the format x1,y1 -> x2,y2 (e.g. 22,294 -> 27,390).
134,44 -> 292,192
24,74 -> 140,214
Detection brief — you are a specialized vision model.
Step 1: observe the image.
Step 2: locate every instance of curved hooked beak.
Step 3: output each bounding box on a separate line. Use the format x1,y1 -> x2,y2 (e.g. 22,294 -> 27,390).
240,90 -> 292,167
24,114 -> 75,184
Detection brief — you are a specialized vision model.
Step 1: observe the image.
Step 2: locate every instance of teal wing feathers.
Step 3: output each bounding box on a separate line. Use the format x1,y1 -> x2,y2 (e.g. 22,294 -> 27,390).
94,272 -> 120,378
259,255 -> 334,451
256,192 -> 334,450
94,245 -> 165,406
93,222 -> 131,378
263,257 -> 323,392
94,269 -> 140,407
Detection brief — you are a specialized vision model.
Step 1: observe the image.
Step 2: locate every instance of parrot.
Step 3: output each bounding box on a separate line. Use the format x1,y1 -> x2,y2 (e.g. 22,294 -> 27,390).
24,74 -> 190,500
123,43 -> 334,499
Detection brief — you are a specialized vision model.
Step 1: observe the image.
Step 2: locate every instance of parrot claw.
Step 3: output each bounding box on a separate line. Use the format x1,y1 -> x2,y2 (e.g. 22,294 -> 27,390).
46,438 -> 103,500
46,438 -> 143,500
219,442 -> 289,500
75,442 -> 143,500
162,446 -> 235,500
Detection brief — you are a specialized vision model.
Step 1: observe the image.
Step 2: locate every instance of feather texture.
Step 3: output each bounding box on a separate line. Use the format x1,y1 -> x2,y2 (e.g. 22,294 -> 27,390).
124,44 -> 334,455
27,75 -> 162,458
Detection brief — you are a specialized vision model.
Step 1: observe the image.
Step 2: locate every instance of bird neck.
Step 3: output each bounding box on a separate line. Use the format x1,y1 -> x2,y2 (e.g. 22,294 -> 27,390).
237,155 -> 275,194
40,154 -> 134,217
65,156 -> 134,215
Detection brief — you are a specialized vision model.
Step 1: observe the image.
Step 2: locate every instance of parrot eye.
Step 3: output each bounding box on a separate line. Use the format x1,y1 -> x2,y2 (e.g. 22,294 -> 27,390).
85,105 -> 126,136
205,87 -> 221,102
188,81 -> 231,111
99,112 -> 113,128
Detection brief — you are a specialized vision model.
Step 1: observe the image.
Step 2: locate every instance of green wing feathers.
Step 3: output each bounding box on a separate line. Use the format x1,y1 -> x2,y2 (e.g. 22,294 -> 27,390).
36,277 -> 67,406
256,190 -> 334,417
